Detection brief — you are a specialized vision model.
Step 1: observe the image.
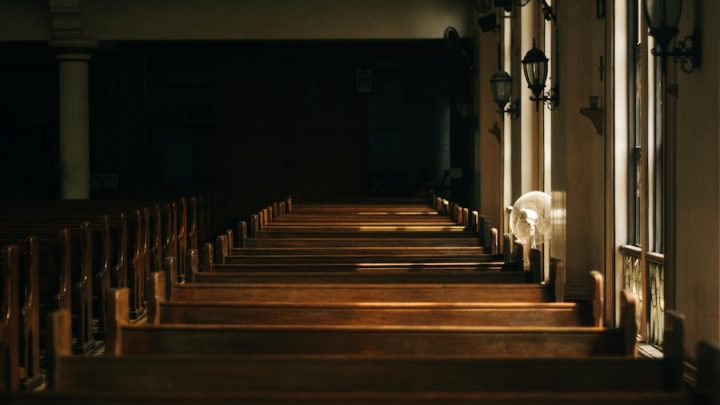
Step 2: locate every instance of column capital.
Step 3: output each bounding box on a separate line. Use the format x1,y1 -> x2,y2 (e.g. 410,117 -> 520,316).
49,0 -> 85,40
50,39 -> 98,61
50,39 -> 98,52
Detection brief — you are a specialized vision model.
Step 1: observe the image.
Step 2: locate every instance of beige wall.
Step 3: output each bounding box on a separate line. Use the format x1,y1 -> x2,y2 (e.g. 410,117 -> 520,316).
0,0 -> 475,41
0,0 -> 50,40
549,0 -> 606,298
674,0 -> 720,358
477,27 -> 503,229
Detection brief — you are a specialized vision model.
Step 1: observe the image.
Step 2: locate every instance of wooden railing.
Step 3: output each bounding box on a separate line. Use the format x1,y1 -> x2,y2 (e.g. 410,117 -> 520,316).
620,245 -> 664,347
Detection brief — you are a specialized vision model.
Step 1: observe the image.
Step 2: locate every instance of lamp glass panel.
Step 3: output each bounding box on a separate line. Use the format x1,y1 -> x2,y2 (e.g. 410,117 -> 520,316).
523,60 -> 548,87
490,71 -> 512,105
645,0 -> 682,30
497,79 -> 512,103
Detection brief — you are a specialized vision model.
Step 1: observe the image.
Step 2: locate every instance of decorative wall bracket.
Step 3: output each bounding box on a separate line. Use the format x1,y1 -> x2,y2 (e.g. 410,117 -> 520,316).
579,96 -> 603,135
489,122 -> 501,142
579,107 -> 603,135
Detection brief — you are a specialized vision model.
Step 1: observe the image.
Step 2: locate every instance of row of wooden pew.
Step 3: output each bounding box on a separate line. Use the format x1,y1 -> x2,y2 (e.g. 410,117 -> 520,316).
0,193 -> 226,391
2,195 -> 719,403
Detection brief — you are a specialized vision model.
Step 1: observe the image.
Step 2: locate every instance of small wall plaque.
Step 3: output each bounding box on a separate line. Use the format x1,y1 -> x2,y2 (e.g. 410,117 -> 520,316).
356,69 -> 372,93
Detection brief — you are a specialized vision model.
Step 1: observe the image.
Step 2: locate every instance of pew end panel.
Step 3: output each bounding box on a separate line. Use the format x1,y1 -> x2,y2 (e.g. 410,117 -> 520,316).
478,215 -> 487,244
184,249 -> 198,283
250,214 -> 260,237
130,210 -> 147,319
663,310 -> 685,391
147,207 -> 162,282
216,235 -> 228,265
196,196 -> 206,248
1,245 -> 20,391
696,340 -> 720,405
177,198 -> 188,280
163,257 -> 177,301
591,270 -> 605,328
619,289 -> 638,357
549,257 -> 567,303
502,233 -> 512,262
19,237 -> 42,390
45,309 -> 71,390
111,213 -> 128,289
237,221 -> 248,248
188,197 -> 198,251
72,222 -> 94,354
147,272 -> 165,325
529,248 -> 542,283
225,230 -> 234,251
93,216 -> 112,341
53,229 -> 73,320
202,243 -> 214,272
104,289 -> 130,356
490,228 -> 499,255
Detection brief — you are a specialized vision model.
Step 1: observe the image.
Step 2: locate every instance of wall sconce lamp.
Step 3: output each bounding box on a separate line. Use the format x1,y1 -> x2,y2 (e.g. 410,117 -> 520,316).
490,70 -> 519,119
521,40 -> 558,111
644,0 -> 701,73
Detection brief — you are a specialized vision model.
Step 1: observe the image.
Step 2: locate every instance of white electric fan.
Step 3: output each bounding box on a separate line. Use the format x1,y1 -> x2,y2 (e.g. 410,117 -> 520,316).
509,191 -> 552,268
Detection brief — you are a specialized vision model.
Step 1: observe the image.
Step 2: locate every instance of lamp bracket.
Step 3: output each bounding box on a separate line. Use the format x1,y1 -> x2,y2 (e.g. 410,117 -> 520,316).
651,28 -> 702,73
530,87 -> 559,111
539,0 -> 556,23
498,98 -> 520,120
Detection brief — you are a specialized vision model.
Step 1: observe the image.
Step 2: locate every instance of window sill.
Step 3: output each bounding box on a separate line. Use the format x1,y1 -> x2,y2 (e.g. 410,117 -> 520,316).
638,343 -> 663,359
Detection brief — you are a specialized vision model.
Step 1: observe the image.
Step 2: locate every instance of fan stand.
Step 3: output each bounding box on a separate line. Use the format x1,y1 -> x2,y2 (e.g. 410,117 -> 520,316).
519,225 -> 540,270
520,240 -> 530,270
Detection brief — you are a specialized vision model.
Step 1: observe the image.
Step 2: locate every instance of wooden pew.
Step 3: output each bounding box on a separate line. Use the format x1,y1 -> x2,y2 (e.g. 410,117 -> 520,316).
272,215 -> 453,223
0,209 -> 143,346
0,194 -> 215,336
241,198 -> 499,253
164,253 -> 562,303
169,281 -> 559,303
191,270 -> 533,284
0,245 -> 20,391
108,281 -> 632,357
0,391 -> 695,404
189,243 -> 527,282
147,271 -> 595,327
222,254 -> 505,265
152,301 -> 595,328
230,246 -> 489,256
244,237 -> 485,248
45,310 -> 685,394
18,238 -> 41,390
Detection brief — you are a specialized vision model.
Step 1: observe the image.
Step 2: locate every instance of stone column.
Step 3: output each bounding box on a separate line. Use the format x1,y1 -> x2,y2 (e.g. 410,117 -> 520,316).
519,1 -> 540,194
56,48 -> 93,199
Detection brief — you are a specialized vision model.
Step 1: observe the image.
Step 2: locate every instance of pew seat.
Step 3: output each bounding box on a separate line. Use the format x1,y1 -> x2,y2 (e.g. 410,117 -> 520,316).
0,391 -> 693,405
169,282 -> 558,303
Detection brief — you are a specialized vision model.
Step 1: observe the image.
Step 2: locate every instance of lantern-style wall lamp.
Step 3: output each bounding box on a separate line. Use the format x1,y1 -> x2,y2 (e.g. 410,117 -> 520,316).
490,70 -> 519,119
521,41 -> 558,111
644,0 -> 701,73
